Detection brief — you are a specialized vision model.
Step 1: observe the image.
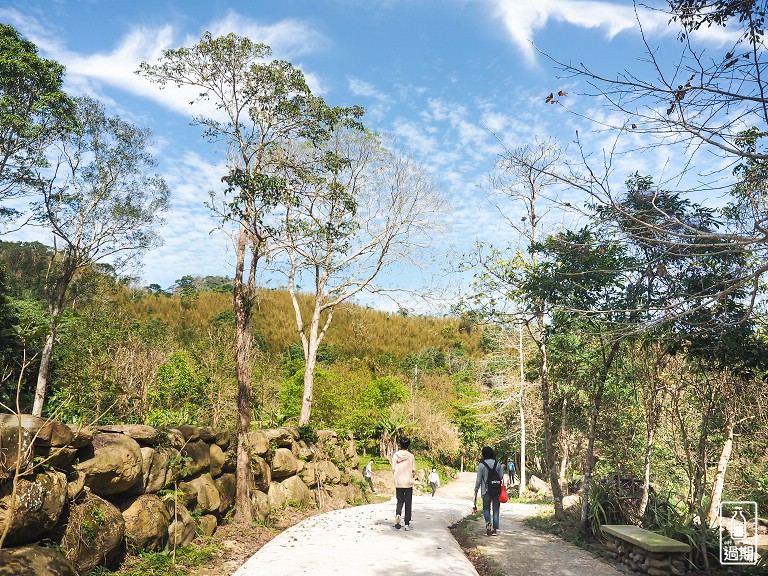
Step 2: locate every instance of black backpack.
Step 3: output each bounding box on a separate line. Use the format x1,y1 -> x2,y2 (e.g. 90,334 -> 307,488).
482,460 -> 502,499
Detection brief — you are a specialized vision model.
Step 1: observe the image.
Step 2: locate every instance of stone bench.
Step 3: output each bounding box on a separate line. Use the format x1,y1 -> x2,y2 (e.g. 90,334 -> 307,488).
601,524 -> 690,576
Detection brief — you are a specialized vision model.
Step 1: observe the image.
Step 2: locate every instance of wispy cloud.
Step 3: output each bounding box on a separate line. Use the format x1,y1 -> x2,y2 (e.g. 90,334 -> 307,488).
490,0 -> 736,65
348,77 -> 391,102
206,11 -> 328,60
1,8 -> 330,119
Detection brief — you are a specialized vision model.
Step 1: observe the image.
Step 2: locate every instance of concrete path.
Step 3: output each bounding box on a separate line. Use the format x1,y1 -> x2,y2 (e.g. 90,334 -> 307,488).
233,474 -> 478,576
232,472 -> 627,576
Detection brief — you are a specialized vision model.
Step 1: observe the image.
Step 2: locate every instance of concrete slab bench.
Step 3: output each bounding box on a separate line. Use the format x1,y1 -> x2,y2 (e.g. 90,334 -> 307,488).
601,524 -> 690,576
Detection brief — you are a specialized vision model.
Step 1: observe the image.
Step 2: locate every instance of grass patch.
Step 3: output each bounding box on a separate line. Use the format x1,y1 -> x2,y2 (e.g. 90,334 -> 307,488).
524,510 -> 604,552
86,543 -> 220,576
506,494 -> 555,505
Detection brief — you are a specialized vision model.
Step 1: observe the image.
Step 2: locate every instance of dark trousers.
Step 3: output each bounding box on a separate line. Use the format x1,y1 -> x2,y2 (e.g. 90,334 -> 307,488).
365,476 -> 375,492
482,492 -> 500,529
395,487 -> 413,524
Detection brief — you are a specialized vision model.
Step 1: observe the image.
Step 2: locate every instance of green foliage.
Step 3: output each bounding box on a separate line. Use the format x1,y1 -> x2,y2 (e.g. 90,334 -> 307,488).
642,492 -> 720,571
738,464 -> 768,512
363,376 -> 407,409
80,504 -> 107,544
86,542 -> 219,576
277,369 -> 304,420
0,24 -> 75,220
146,351 -> 208,426
0,263 -> 21,378
297,423 -> 318,444
163,453 -> 194,479
405,348 -> 446,370
0,240 -> 52,300
173,276 -> 199,310
451,375 -> 492,460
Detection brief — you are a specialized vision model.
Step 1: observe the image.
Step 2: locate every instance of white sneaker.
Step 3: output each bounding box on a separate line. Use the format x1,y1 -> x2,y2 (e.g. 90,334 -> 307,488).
404,524 -> 412,531
395,515 -> 401,529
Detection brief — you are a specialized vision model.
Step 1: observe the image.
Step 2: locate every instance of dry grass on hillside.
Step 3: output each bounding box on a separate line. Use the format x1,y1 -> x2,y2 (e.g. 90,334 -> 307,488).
122,288 -> 479,359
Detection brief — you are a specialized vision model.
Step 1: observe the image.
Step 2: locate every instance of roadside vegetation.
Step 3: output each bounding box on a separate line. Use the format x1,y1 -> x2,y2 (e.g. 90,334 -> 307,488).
2,2 -> 768,573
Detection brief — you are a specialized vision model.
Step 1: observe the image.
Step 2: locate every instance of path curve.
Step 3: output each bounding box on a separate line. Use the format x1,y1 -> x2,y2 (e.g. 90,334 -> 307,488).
232,472 -> 626,576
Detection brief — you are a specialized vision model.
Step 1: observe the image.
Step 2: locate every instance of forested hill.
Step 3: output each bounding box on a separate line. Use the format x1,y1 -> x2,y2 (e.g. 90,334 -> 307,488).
0,240 -> 486,463
124,287 -> 480,362
0,239 -> 479,362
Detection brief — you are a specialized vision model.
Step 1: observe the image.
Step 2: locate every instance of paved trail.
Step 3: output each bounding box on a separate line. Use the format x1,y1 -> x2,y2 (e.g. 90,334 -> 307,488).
232,472 -> 627,576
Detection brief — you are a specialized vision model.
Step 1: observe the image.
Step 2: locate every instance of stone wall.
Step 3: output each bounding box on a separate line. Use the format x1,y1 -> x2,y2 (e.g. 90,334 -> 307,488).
0,415 -> 364,575
603,532 -> 688,576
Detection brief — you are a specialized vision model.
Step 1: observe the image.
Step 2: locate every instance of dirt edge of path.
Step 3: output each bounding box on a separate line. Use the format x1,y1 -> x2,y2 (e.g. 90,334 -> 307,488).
450,515 -> 505,576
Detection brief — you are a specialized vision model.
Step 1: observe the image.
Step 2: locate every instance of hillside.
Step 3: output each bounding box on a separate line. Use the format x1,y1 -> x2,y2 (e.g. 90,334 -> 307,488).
122,287 -> 480,361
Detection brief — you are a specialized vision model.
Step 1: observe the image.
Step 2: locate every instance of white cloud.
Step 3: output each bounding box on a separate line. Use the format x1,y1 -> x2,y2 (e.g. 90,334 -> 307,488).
348,77 -> 391,102
490,0 -> 737,65
2,9 -> 330,120
206,11 -> 328,60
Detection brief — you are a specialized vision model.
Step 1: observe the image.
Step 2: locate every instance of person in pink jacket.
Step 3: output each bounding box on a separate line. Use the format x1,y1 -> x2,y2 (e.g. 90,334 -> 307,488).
392,437 -> 416,531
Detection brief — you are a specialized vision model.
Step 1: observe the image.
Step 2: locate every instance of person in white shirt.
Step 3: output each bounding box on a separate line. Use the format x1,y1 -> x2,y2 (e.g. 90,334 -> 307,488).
427,467 -> 440,497
363,459 -> 375,492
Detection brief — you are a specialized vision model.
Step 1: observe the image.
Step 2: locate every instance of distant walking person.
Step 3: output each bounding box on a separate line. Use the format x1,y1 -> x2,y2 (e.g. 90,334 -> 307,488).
392,437 -> 416,531
364,459 -> 376,493
427,467 -> 440,497
507,459 -> 516,486
474,446 -> 504,536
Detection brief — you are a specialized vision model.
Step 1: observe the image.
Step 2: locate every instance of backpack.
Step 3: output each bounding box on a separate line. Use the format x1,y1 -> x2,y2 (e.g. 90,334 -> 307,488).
482,460 -> 502,499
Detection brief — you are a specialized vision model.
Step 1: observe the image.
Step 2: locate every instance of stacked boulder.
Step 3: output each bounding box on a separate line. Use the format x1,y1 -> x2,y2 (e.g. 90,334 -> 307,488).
0,415 -> 364,575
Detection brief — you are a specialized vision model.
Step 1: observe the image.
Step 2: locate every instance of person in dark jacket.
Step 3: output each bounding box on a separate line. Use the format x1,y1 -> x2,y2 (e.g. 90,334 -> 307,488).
473,446 -> 504,536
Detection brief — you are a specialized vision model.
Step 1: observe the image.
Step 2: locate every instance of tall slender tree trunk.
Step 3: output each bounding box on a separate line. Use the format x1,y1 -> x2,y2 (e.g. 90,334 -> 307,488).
33,270 -> 71,416
639,374 -> 664,517
518,323 -> 526,496
579,378 -> 606,525
706,410 -> 735,527
639,427 -> 655,517
559,396 -> 569,481
537,334 -> 564,517
580,341 -> 620,526
299,335 -> 319,426
32,328 -> 56,416
233,226 -> 254,523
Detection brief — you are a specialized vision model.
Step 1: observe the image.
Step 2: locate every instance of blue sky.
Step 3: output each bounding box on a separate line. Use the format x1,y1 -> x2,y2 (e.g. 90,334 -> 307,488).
1,1 -> 735,310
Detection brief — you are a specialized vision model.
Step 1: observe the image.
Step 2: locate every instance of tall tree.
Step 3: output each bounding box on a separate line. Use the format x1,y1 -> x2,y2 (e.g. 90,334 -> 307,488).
278,130 -> 443,425
465,139 -> 569,515
531,1 -> 768,321
30,96 -> 169,416
525,227 -> 636,525
0,24 -> 74,227
138,32 -> 362,522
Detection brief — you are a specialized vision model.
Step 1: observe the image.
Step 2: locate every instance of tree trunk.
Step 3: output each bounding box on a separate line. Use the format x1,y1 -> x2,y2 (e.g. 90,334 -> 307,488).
33,273 -> 70,417
518,323 -> 527,496
579,341 -> 620,527
559,395 -> 569,480
299,309 -> 322,426
539,341 -> 564,517
706,411 -> 735,527
233,226 -> 254,524
579,378 -> 606,525
32,328 -> 56,416
299,341 -> 318,426
638,428 -> 655,517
